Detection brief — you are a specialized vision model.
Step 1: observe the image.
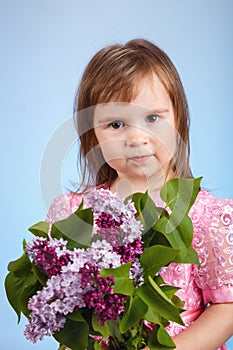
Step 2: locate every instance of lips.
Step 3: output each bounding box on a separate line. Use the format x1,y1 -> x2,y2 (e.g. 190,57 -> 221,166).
129,154 -> 152,163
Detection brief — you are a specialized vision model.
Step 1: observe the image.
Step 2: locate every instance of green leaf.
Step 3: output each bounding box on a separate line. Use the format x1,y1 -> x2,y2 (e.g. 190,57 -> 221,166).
57,345 -> 67,350
67,309 -> 87,322
31,263 -> 48,286
136,277 -> 183,325
171,295 -> 185,310
154,216 -> 196,263
51,207 -> 93,249
5,270 -> 37,322
144,308 -> 164,325
94,343 -> 101,350
5,247 -> 43,322
7,250 -> 32,277
100,263 -> 135,296
93,316 -> 125,344
148,324 -> 175,349
92,313 -> 110,338
106,320 -> 125,343
53,318 -> 89,350
20,277 -> 39,317
140,245 -> 180,278
76,198 -> 84,211
155,214 -> 193,245
160,177 -> 202,215
119,295 -> 148,333
28,221 -> 50,238
129,192 -> 160,233
144,284 -> 180,326
157,325 -> 175,347
180,246 -> 200,265
160,286 -> 184,310
143,227 -> 171,249
157,177 -> 201,263
160,285 -> 180,300
5,272 -> 23,322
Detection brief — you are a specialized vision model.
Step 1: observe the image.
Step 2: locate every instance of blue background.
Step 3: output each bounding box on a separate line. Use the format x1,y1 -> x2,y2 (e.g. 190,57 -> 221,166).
1,0 -> 233,348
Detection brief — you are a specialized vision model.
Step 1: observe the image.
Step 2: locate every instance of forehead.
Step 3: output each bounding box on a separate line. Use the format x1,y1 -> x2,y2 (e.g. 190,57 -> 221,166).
132,74 -> 172,109
94,74 -> 172,121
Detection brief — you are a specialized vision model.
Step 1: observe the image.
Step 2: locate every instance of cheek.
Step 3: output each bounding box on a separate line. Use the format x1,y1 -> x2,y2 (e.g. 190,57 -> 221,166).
98,139 -> 124,162
153,123 -> 177,160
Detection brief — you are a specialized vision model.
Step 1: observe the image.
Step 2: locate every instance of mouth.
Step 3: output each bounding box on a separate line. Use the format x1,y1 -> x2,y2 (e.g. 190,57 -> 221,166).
128,155 -> 152,163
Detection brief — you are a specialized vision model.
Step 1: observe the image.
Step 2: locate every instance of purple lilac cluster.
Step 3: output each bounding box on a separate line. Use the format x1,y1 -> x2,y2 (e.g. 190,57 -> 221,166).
86,188 -> 144,244
113,238 -> 144,283
88,189 -> 144,281
80,262 -> 125,325
24,189 -> 144,343
26,237 -> 70,277
113,238 -> 143,264
24,239 -> 126,343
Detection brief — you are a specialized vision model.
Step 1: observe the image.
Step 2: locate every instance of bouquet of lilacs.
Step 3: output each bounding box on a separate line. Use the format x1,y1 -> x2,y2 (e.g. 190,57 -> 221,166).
5,177 -> 201,350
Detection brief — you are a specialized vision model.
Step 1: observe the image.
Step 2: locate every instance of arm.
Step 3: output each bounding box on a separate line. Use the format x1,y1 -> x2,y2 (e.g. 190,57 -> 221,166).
140,303 -> 233,350
172,302 -> 233,350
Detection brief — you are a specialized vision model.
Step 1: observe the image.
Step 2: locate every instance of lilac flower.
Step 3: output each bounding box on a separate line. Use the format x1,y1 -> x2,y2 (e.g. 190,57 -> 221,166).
24,240 -> 124,342
81,263 -> 126,325
24,284 -> 67,343
130,258 -> 144,284
113,238 -> 143,264
88,240 -> 121,269
24,188 -> 145,343
26,237 -> 71,277
95,212 -> 123,229
86,188 -> 143,245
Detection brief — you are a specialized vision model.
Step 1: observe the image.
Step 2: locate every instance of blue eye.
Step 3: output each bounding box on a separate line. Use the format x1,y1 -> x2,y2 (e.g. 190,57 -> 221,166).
146,114 -> 160,123
109,121 -> 124,129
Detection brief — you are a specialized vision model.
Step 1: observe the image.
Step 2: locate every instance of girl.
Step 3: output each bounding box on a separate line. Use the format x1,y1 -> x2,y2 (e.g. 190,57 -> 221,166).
47,39 -> 233,349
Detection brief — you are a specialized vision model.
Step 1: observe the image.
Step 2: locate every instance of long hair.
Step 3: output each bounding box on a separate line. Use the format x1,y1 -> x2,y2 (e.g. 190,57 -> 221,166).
74,39 -> 192,191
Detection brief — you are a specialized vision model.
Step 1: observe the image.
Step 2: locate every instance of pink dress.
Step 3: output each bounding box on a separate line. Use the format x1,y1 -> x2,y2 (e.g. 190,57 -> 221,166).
47,188 -> 233,349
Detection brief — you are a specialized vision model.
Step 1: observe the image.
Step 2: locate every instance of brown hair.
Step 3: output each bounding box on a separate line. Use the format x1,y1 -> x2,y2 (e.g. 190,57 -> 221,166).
74,39 -> 193,191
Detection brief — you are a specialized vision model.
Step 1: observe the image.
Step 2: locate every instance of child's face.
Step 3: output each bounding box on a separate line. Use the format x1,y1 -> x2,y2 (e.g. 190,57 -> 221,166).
93,74 -> 177,183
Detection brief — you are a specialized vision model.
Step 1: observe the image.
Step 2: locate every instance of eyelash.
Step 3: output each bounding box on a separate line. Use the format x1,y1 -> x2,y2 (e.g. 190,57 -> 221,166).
108,114 -> 160,129
109,121 -> 125,129
146,114 -> 160,123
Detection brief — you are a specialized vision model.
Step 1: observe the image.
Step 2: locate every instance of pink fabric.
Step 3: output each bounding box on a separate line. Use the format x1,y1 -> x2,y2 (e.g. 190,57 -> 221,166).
202,286 -> 233,304
180,305 -> 204,324
46,188 -> 233,349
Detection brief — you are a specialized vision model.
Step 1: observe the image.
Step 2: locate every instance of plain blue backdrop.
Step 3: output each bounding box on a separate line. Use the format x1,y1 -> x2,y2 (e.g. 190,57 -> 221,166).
1,0 -> 233,349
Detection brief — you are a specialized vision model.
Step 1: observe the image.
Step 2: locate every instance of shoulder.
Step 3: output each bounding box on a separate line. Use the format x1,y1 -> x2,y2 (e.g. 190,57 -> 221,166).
46,191 -> 84,223
46,184 -> 110,223
191,188 -> 233,223
191,189 -> 233,295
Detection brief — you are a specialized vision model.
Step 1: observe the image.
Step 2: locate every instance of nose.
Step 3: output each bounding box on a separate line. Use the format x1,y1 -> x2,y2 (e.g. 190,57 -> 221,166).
125,125 -> 150,147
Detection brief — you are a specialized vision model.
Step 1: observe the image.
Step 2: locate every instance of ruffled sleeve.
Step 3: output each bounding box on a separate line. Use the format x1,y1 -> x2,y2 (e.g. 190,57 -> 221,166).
46,192 -> 83,224
191,190 -> 233,304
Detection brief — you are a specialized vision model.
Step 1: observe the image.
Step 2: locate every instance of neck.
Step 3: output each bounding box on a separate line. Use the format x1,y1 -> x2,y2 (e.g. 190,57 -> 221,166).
109,171 -> 174,201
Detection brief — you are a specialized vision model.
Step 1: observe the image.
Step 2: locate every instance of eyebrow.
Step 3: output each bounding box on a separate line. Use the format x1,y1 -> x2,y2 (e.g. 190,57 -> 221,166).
94,107 -> 170,124
149,108 -> 170,114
